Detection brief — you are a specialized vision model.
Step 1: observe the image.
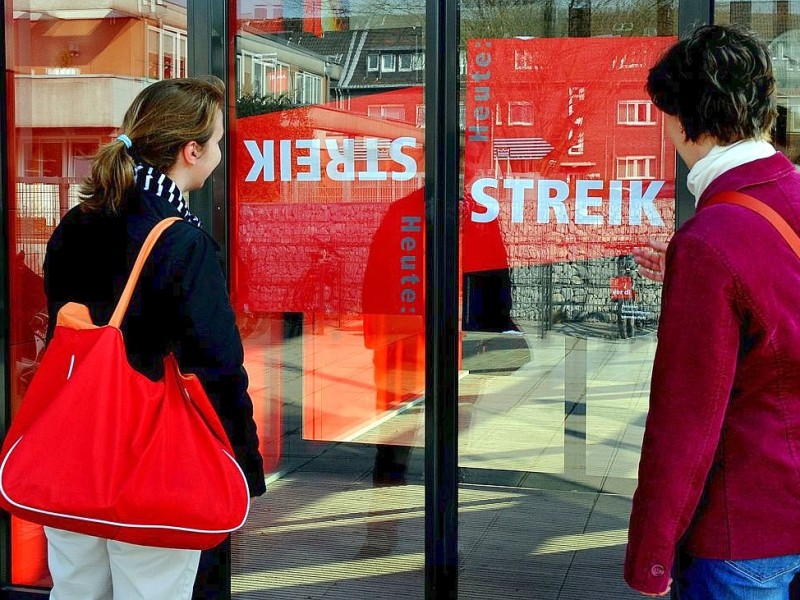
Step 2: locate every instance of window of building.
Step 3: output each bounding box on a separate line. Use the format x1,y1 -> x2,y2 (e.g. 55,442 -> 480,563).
508,101 -> 533,126
253,56 -> 265,96
416,104 -> 425,128
367,53 -> 379,72
236,54 -> 242,90
412,53 -> 425,70
268,62 -> 290,94
70,142 -> 97,181
23,141 -> 63,178
243,57 -> 253,95
352,137 -> 392,161
179,37 -> 187,77
381,54 -> 396,73
148,28 -> 160,80
398,54 -> 413,72
239,52 -> 254,95
514,49 -> 536,70
368,104 -> 406,121
782,103 -> 800,133
616,156 -> 656,179
238,52 -> 284,97
294,72 -> 323,105
163,39 -> 175,79
568,132 -> 585,156
148,26 -> 187,81
617,100 -> 656,125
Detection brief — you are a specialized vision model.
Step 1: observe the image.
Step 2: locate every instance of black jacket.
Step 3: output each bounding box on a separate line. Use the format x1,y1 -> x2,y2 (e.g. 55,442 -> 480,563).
43,181 -> 266,497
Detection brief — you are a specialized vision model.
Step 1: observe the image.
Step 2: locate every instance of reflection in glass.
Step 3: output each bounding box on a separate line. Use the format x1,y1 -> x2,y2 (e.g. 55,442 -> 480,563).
717,1 -> 800,164
461,34 -> 675,476
230,1 -> 427,595
457,1 -> 677,597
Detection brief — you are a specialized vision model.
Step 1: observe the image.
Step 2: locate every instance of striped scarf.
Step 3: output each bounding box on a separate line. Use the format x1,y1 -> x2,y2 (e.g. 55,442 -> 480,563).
134,164 -> 202,228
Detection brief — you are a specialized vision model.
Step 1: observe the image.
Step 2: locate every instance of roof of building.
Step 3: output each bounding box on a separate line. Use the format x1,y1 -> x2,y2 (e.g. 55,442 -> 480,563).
283,27 -> 425,90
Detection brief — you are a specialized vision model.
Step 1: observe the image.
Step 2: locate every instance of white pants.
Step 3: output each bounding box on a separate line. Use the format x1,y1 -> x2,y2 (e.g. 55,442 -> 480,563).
44,527 -> 200,600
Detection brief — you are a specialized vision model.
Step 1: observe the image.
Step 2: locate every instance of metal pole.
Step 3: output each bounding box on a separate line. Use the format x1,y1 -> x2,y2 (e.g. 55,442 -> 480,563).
187,3 -> 232,599
425,0 -> 460,596
675,0 -> 714,227
187,0 -> 229,258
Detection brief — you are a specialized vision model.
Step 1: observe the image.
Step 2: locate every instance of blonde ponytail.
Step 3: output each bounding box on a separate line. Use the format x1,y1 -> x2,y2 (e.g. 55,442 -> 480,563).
78,138 -> 136,212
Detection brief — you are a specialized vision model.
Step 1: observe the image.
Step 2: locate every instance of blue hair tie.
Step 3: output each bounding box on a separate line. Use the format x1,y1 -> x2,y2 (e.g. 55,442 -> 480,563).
116,134 -> 132,149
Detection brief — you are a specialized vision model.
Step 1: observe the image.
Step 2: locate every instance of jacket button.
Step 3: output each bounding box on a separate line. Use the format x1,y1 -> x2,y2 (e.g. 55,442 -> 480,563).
651,564 -> 666,577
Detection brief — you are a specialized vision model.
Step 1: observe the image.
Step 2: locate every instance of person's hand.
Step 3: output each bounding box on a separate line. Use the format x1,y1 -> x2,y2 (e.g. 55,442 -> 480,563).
640,578 -> 672,597
632,238 -> 669,282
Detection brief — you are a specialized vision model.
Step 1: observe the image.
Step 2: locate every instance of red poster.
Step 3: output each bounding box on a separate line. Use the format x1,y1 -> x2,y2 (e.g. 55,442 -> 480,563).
233,88 -> 426,443
233,88 -> 425,316
463,36 -> 677,273
610,275 -> 635,300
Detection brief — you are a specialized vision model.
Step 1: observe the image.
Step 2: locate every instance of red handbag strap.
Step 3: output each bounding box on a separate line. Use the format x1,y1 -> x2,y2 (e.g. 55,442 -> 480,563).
109,217 -> 182,328
705,191 -> 800,259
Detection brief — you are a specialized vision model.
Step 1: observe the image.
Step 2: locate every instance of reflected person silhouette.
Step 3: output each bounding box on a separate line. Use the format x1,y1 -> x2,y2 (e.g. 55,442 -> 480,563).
360,188 -> 425,555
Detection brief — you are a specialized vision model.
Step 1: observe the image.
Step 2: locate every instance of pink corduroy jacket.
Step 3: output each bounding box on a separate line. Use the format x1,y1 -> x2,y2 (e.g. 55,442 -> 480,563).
625,152 -> 800,595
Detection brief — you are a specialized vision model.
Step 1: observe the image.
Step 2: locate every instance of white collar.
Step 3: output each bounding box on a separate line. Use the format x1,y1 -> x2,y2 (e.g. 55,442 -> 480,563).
686,139 -> 776,204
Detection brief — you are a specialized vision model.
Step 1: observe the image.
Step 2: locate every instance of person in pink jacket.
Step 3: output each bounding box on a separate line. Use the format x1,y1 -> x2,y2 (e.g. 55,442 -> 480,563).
625,24 -> 800,598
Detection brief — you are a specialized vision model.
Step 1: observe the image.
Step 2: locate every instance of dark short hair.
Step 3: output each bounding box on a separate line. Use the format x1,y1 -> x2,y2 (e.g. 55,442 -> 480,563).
646,24 -> 777,144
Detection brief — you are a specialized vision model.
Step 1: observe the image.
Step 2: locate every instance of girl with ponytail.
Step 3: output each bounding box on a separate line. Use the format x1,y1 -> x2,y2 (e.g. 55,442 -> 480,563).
42,76 -> 265,599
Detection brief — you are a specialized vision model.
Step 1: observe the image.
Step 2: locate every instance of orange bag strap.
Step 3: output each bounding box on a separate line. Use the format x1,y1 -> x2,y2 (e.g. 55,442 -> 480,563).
109,217 -> 182,328
706,191 -> 800,258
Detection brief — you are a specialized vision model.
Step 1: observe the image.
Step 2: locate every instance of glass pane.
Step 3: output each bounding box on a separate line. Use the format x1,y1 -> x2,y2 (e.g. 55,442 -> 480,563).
719,1 -> 800,164
243,54 -> 253,95
458,1 -> 677,598
230,1 -> 426,597
4,2 -> 189,587
163,30 -> 176,79
149,28 -> 161,80
180,35 -> 188,78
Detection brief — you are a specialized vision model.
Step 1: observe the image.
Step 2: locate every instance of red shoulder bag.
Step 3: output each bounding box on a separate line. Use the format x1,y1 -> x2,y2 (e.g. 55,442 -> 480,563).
0,218 -> 250,550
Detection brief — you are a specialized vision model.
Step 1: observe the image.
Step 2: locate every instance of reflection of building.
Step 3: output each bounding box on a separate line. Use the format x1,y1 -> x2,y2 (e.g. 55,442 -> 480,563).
11,1 -> 191,270
12,1 -> 351,266
716,1 -> 800,38
717,2 -> 800,160
465,37 -> 675,186
769,30 -> 800,159
236,27 -> 343,102
13,1 -> 355,201
14,1 -> 188,181
461,37 -> 676,328
277,26 -> 425,124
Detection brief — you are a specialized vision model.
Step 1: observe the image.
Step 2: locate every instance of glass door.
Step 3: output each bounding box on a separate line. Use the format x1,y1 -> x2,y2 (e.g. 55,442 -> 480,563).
228,1 -> 427,596
456,2 -> 678,598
